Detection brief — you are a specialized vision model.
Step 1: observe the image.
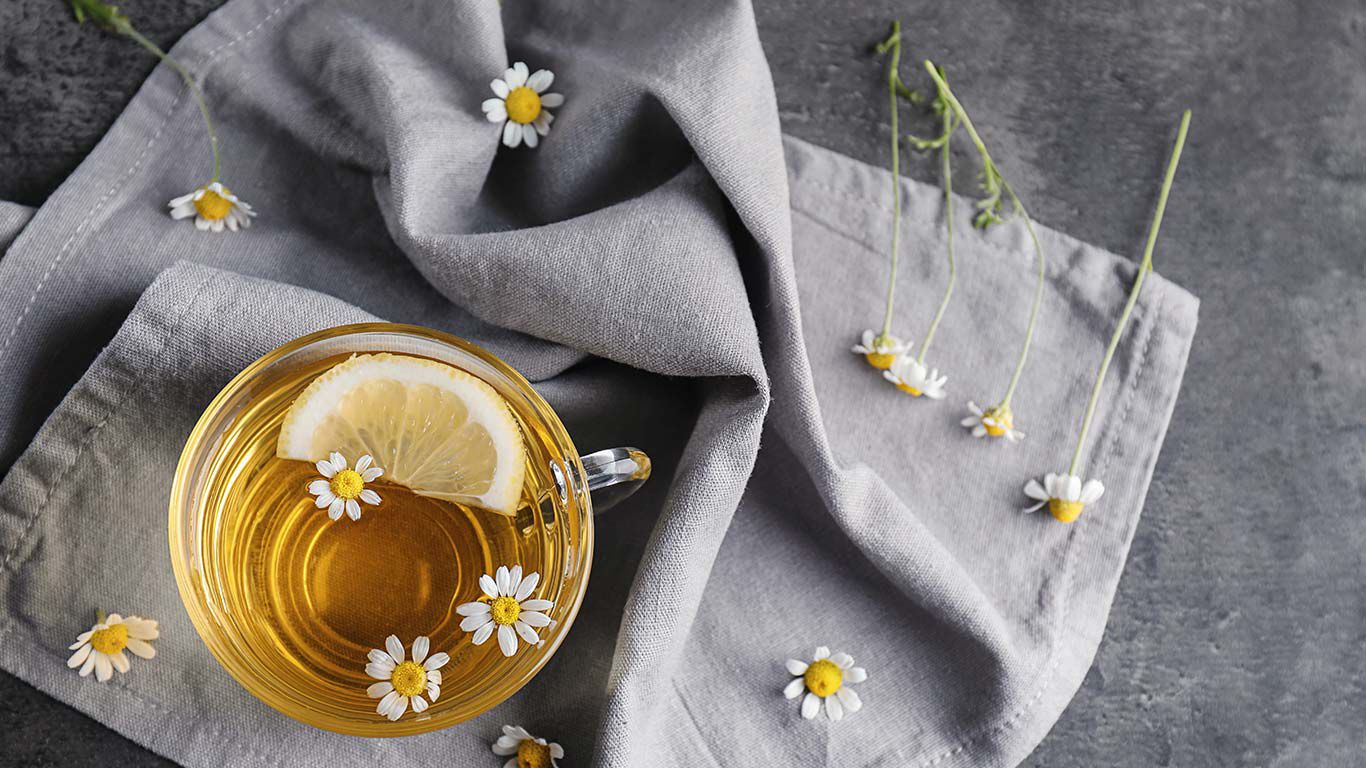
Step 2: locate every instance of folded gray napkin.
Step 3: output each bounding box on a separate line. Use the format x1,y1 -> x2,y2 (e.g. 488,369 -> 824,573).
0,0 -> 1197,765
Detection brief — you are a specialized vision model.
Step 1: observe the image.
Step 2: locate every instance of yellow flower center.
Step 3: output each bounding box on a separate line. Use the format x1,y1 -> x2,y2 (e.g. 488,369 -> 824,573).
864,351 -> 896,370
330,469 -> 364,500
490,596 -> 522,626
1049,499 -> 1085,523
983,406 -> 1013,437
803,659 -> 843,698
516,740 -> 552,768
390,660 -> 427,697
505,86 -> 542,124
896,382 -> 924,397
89,624 -> 129,655
193,187 -> 234,220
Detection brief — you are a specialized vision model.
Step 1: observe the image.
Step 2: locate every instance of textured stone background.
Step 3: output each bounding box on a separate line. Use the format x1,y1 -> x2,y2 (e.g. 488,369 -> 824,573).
2,0 -> 1364,765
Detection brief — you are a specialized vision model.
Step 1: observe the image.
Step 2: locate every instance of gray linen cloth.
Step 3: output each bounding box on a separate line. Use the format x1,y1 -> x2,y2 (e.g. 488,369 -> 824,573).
0,0 -> 1197,765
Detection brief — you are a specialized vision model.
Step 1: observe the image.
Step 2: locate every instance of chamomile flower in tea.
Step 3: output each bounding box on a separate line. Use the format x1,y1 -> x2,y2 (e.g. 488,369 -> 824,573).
492,725 -> 565,768
308,451 -> 383,521
783,646 -> 866,722
365,634 -> 450,721
457,565 -> 555,657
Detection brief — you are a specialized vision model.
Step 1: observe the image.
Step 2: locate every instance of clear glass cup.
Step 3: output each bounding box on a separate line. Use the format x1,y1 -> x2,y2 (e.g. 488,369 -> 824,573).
168,323 -> 649,736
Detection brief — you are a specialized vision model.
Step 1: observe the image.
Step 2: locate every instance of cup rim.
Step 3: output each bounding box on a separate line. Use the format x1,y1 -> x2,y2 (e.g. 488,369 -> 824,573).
167,322 -> 594,736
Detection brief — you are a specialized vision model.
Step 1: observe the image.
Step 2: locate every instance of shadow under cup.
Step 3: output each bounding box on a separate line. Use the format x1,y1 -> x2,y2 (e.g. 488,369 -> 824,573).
169,324 -> 639,736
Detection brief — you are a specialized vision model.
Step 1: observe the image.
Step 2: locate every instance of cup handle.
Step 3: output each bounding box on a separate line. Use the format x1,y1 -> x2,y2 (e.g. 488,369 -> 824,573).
579,447 -> 651,514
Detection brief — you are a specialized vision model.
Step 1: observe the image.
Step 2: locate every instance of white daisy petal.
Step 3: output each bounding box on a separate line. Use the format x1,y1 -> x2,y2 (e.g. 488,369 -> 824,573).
801,691 -> 820,719
496,566 -> 511,595
518,611 -> 551,627
503,120 -> 522,147
361,467 -> 383,482
359,489 -> 381,506
461,613 -> 494,632
515,572 -> 541,601
377,690 -> 401,718
457,601 -> 491,617
472,622 -> 495,645
786,659 -> 808,675
328,498 -> 345,520
830,652 -> 853,669
427,681 -> 440,700
79,654 -> 96,677
491,78 -> 510,98
814,646 -> 830,660
345,498 -> 362,520
550,743 -> 565,759
67,644 -> 92,668
1080,479 -> 1105,504
423,652 -> 450,671
519,598 -> 553,612
411,695 -> 429,713
836,687 -> 863,713
523,123 -> 539,148
367,681 -> 394,698
480,574 -> 500,599
514,620 -> 540,646
427,669 -> 442,685
497,624 -> 518,656
846,667 -> 867,683
825,692 -> 845,721
412,635 -> 429,664
368,648 -> 396,668
94,653 -> 113,682
308,479 -> 330,495
1023,479 -> 1049,501
527,69 -> 554,92
540,92 -> 565,108
783,677 -> 806,699
329,452 -> 347,471
385,634 -> 405,663
316,459 -> 336,478
508,565 -> 524,595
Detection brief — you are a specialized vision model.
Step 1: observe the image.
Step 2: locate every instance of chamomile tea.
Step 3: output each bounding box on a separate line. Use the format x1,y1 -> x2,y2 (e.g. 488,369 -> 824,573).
172,329 -> 591,735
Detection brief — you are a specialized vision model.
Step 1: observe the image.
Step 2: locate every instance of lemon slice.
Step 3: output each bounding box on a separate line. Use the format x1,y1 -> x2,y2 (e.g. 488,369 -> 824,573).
276,353 -> 526,515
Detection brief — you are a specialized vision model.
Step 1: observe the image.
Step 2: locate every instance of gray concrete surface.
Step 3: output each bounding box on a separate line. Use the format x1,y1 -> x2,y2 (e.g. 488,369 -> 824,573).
2,0 -> 1363,765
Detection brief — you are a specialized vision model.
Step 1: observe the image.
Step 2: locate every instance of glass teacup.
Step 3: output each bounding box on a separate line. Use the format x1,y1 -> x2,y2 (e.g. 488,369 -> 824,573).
168,323 -> 649,736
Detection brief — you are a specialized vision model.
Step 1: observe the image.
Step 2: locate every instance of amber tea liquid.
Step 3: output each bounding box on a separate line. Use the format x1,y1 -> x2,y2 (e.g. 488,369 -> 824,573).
190,352 -> 579,725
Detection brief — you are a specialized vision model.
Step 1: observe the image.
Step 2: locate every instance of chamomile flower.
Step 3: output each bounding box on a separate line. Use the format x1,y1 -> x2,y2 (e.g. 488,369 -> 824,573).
491,725 -> 565,768
851,330 -> 913,371
309,452 -> 383,521
167,182 -> 255,232
66,614 -> 158,682
482,62 -> 564,149
783,646 -> 866,722
456,565 -> 554,657
1023,473 -> 1105,523
882,355 -> 947,399
961,401 -> 1024,442
365,634 -> 449,721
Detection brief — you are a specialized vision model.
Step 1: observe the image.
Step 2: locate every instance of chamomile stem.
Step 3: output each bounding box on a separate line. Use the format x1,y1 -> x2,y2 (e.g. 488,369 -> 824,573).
878,22 -> 905,342
923,61 -> 1045,409
96,610 -> 106,624
997,184 -> 1045,408
122,26 -> 221,183
1066,110 -> 1191,476
918,105 -> 956,364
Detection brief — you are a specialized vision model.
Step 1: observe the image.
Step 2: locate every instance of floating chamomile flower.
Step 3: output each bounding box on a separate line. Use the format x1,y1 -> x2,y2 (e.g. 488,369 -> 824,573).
961,401 -> 1024,442
851,330 -> 912,371
310,452 -> 383,521
492,725 -> 565,768
883,355 -> 947,399
783,646 -> 866,721
457,565 -> 554,657
365,634 -> 449,721
1023,473 -> 1104,523
167,182 -> 256,232
67,613 -> 158,682
482,62 -> 564,149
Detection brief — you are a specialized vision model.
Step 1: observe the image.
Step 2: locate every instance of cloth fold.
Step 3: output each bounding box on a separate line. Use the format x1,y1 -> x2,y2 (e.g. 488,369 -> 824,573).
0,1 -> 1196,766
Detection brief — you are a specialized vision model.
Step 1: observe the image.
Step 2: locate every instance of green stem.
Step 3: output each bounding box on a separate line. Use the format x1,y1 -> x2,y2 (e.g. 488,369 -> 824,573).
918,104 -> 956,364
96,609 -> 107,624
877,22 -> 904,342
122,26 -> 220,183
1066,110 -> 1191,476
923,61 -> 1045,409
